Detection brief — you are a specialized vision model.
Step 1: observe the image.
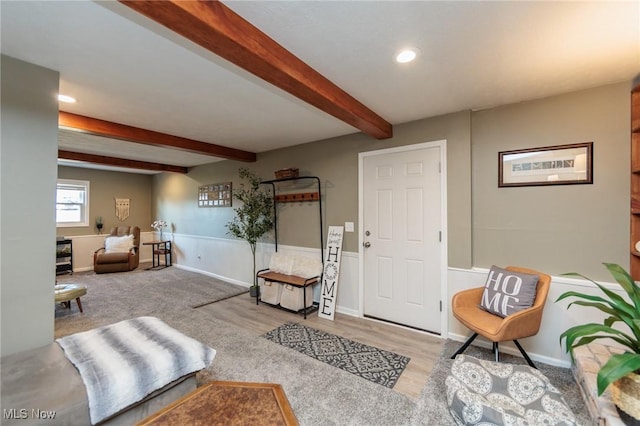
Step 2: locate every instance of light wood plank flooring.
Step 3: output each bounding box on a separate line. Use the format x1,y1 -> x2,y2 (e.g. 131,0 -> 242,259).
202,293 -> 445,400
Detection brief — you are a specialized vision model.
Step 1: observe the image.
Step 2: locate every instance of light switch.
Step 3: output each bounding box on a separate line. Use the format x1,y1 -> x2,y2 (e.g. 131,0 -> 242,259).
345,222 -> 354,232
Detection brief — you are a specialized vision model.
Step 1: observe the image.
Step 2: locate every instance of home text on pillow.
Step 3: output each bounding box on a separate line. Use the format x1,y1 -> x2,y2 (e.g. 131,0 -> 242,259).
479,265 -> 539,317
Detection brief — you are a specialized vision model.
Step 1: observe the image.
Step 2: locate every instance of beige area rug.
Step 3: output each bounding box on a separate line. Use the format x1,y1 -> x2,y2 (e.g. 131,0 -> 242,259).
54,266 -> 591,425
55,264 -> 247,337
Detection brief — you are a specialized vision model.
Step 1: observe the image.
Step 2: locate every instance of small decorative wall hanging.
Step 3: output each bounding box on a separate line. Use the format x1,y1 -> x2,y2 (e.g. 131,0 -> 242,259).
198,182 -> 232,207
498,142 -> 593,187
115,198 -> 130,221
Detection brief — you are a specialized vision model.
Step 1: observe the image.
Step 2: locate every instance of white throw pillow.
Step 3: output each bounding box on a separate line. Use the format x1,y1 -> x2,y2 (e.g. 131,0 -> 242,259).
105,234 -> 134,254
269,252 -> 294,275
291,255 -> 322,278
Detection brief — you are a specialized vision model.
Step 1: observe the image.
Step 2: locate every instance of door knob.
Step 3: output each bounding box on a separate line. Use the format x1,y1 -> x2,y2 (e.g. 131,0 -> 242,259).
363,242 -> 371,248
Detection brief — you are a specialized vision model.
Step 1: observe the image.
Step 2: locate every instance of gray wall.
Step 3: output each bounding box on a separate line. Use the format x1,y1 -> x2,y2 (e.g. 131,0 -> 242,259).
58,166 -> 153,236
1,55 -> 59,356
154,110 -> 473,267
154,83 -> 629,281
472,82 -> 629,280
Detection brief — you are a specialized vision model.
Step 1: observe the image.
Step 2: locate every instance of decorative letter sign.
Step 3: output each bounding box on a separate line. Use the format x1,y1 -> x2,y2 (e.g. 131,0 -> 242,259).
318,226 -> 344,320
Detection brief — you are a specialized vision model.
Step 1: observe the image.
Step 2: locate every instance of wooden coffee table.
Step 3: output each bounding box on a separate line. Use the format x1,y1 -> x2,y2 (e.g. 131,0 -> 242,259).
136,381 -> 298,426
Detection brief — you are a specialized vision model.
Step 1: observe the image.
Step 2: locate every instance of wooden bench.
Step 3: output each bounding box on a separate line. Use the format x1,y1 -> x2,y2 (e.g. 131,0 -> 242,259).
256,269 -> 320,319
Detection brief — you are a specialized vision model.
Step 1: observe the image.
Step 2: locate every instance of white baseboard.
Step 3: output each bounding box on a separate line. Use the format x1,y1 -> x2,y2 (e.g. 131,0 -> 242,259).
174,263 -> 251,288
447,332 -> 571,368
335,305 -> 359,317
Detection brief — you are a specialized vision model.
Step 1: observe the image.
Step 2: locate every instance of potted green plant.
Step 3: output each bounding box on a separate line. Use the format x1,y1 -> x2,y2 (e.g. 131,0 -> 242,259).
557,263 -> 640,420
226,168 -> 274,297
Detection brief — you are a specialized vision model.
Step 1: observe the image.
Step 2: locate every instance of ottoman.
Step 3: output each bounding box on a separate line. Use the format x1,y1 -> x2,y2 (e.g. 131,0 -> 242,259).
54,283 -> 87,313
446,355 -> 578,425
1,316 -> 213,426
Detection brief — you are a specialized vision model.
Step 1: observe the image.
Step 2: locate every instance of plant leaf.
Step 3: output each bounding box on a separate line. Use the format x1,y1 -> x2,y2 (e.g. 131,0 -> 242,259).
605,263 -> 640,308
559,323 -> 637,352
559,265 -> 640,344
604,316 -> 620,328
560,274 -> 636,319
556,291 -> 610,305
565,300 -> 619,318
597,352 -> 640,395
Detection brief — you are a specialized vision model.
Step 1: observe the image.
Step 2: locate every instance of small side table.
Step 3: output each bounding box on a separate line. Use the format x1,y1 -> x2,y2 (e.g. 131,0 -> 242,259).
143,241 -> 172,269
136,381 -> 298,426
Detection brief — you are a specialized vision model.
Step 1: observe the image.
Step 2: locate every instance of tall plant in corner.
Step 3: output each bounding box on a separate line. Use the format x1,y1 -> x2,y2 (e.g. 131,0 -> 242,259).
226,168 -> 274,292
557,263 -> 640,398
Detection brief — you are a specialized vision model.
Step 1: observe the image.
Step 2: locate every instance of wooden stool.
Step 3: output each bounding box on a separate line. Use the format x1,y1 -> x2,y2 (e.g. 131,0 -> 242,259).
55,284 -> 87,313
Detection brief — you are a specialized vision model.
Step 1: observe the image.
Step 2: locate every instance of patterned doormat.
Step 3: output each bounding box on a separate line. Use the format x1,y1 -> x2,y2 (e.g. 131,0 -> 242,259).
261,322 -> 410,388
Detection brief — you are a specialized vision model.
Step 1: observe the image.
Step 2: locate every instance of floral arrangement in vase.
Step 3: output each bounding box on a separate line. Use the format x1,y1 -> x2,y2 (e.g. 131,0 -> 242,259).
151,220 -> 168,241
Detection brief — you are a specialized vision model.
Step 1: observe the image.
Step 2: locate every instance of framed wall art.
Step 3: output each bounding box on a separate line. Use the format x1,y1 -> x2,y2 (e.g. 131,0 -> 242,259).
498,142 -> 593,187
198,182 -> 232,207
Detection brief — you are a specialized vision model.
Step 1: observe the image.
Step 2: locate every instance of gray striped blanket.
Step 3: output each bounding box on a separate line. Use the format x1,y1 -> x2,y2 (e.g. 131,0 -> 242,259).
56,316 -> 216,425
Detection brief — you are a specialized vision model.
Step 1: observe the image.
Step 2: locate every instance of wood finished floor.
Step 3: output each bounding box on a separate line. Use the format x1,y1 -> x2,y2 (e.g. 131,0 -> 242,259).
202,293 -> 444,400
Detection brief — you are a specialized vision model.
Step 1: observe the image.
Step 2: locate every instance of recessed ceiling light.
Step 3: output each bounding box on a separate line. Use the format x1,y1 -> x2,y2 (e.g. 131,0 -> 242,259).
394,47 -> 420,64
58,94 -> 76,103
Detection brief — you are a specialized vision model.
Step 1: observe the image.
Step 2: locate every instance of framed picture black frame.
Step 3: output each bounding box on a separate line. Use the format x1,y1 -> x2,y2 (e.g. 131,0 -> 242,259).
498,142 -> 593,187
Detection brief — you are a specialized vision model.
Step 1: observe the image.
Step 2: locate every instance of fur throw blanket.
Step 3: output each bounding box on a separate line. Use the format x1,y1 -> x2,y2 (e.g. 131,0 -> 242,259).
56,316 -> 216,424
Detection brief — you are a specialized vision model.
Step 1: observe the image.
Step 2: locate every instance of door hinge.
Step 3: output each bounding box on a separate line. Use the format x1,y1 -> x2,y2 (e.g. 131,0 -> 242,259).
439,231 -> 442,242
438,161 -> 442,173
440,300 -> 442,312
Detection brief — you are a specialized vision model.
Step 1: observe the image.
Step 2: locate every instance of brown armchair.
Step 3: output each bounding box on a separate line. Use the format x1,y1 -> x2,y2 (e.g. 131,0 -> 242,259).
450,266 -> 551,368
94,226 -> 140,274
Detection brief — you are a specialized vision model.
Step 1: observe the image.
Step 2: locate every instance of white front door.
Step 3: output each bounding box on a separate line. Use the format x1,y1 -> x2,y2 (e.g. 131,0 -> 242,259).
360,143 -> 444,333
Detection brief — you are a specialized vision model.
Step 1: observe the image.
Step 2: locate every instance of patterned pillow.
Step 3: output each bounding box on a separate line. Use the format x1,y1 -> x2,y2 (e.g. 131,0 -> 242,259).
446,355 -> 577,425
479,265 -> 539,317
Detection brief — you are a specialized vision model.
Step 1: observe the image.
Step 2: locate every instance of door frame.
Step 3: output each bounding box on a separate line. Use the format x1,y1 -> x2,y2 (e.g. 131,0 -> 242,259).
357,140 -> 448,336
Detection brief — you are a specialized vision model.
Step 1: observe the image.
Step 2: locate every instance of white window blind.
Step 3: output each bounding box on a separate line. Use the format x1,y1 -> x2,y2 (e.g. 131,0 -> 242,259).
56,179 -> 90,227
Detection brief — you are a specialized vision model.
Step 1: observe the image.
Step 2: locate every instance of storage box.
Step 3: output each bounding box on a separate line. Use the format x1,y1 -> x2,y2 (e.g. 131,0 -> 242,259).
260,281 -> 283,305
279,284 -> 313,311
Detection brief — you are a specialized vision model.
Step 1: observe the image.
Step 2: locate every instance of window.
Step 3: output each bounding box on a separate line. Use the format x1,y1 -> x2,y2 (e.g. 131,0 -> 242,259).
56,179 -> 90,227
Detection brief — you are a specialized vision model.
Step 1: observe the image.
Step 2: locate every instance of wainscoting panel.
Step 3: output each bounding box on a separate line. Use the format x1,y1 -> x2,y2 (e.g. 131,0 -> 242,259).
168,234 -> 360,316
447,267 -> 624,367
68,230 -> 623,367
64,231 -> 156,272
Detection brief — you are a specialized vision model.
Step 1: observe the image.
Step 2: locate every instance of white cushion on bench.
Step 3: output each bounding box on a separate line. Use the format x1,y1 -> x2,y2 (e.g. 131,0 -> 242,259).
268,253 -> 322,278
291,255 -> 322,278
269,252 -> 294,275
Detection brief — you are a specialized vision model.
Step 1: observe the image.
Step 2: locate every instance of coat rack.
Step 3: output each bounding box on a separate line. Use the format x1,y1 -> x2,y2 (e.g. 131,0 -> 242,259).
260,176 -> 323,261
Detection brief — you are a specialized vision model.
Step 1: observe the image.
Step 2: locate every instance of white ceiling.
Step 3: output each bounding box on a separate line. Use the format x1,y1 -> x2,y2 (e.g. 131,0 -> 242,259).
2,1 -> 639,174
